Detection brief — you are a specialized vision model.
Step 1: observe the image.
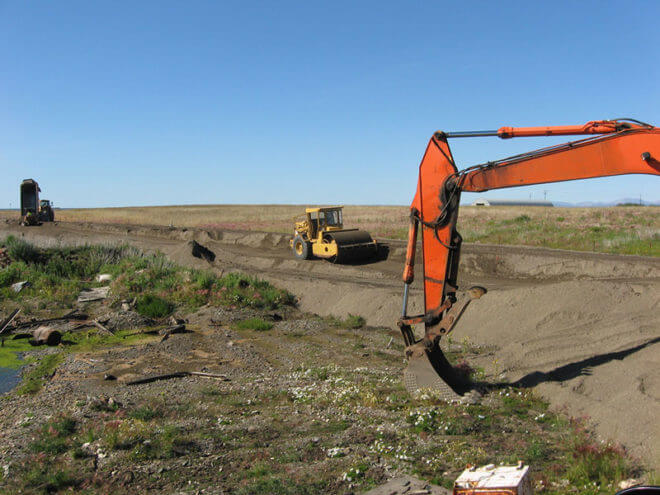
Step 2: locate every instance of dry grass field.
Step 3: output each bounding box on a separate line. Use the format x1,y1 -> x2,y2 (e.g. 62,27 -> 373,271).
1,204 -> 658,256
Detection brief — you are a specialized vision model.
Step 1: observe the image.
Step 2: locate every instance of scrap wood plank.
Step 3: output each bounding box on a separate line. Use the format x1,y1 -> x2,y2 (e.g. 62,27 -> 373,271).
77,286 -> 110,303
92,320 -> 113,336
8,310 -> 87,332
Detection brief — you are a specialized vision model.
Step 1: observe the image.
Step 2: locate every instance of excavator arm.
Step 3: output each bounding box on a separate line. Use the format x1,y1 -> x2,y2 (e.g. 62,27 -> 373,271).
399,119 -> 660,399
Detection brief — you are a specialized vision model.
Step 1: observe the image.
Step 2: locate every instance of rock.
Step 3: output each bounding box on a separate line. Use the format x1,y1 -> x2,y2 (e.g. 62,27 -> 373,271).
104,374 -> 117,381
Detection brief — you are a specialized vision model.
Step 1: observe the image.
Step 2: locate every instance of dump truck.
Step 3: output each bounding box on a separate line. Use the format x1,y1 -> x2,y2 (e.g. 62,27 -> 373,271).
398,119 -> 660,400
290,206 -> 377,263
20,179 -> 41,226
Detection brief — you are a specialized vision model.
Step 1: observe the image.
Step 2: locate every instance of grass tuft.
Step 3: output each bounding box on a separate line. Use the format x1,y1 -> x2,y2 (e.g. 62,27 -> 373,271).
136,293 -> 175,318
233,317 -> 274,331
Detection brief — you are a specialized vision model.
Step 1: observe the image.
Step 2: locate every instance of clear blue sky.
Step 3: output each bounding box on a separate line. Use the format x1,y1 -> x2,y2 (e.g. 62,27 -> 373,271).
1,1 -> 659,208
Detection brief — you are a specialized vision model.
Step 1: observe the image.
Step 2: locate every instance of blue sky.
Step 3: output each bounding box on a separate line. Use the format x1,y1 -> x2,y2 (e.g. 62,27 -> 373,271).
1,1 -> 659,208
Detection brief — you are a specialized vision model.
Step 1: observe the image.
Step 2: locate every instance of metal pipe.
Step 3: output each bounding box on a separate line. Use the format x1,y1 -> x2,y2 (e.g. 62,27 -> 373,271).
402,283 -> 410,317
444,130 -> 499,138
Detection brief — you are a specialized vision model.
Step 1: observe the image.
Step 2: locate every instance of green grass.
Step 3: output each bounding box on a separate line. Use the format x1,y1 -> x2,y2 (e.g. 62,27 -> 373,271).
129,406 -> 159,421
136,293 -> 174,317
460,213 -> 659,256
0,237 -> 297,315
29,416 -> 76,455
62,327 -> 157,352
327,313 -> 366,329
567,441 -> 629,487
16,352 -> 64,395
233,317 -> 274,331
0,337 -> 34,368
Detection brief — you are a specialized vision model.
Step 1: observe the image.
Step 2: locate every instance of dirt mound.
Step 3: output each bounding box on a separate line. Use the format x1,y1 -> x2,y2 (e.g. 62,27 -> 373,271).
461,279 -> 660,467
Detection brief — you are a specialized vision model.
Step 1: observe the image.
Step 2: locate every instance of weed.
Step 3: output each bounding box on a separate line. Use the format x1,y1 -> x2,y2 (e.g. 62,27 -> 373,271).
567,441 -> 631,486
328,314 -> 366,329
4,236 -> 41,263
29,416 -> 76,455
129,406 -> 159,421
136,293 -> 174,318
24,466 -> 77,492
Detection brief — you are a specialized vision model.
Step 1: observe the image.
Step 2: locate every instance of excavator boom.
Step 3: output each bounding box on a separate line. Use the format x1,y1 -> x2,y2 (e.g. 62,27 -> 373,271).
399,119 -> 660,399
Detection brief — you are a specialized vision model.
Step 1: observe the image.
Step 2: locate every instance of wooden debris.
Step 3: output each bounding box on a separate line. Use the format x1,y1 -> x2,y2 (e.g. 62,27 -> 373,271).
77,286 -> 110,303
8,310 -> 87,332
0,309 -> 21,336
92,320 -> 113,336
126,371 -> 229,386
159,324 -> 187,342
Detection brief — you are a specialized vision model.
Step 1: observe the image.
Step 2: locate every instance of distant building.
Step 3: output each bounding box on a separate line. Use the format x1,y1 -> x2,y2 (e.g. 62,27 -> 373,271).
471,198 -> 553,207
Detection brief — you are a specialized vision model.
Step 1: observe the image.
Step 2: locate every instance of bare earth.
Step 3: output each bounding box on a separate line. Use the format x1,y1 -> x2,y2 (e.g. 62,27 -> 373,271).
2,220 -> 659,470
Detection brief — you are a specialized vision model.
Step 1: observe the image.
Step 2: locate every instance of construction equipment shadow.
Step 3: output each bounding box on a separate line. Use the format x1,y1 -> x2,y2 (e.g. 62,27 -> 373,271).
486,336 -> 660,391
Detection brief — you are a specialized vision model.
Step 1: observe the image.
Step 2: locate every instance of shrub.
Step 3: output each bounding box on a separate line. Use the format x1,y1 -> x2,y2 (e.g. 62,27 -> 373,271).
129,406 -> 159,421
136,294 -> 174,318
513,214 -> 531,223
5,236 -> 41,263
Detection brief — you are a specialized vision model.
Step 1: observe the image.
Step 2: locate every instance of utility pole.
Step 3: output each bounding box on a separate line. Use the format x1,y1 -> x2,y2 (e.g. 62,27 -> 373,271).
543,190 -> 548,201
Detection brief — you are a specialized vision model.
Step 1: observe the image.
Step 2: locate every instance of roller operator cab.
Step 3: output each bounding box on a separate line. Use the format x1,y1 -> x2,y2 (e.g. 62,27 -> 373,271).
290,206 -> 377,263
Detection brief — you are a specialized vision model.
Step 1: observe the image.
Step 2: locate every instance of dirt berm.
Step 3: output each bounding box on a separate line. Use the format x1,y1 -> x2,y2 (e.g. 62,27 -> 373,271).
2,220 -> 659,469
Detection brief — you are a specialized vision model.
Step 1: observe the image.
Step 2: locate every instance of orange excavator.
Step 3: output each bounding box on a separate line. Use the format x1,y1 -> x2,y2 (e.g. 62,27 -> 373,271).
398,119 -> 660,400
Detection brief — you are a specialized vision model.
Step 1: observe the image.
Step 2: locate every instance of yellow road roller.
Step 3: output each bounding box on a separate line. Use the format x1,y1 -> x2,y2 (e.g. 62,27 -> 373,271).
290,206 -> 377,263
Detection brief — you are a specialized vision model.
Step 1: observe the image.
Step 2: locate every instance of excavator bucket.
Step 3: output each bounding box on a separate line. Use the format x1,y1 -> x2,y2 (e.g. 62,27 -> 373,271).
400,287 -> 487,401
403,344 -> 472,402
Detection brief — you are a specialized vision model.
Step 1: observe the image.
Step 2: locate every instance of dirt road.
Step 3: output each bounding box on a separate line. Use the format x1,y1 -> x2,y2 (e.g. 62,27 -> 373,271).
2,220 -> 659,468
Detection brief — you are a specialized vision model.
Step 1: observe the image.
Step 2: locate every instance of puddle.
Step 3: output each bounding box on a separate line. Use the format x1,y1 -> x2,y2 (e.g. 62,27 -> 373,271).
0,367 -> 21,395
